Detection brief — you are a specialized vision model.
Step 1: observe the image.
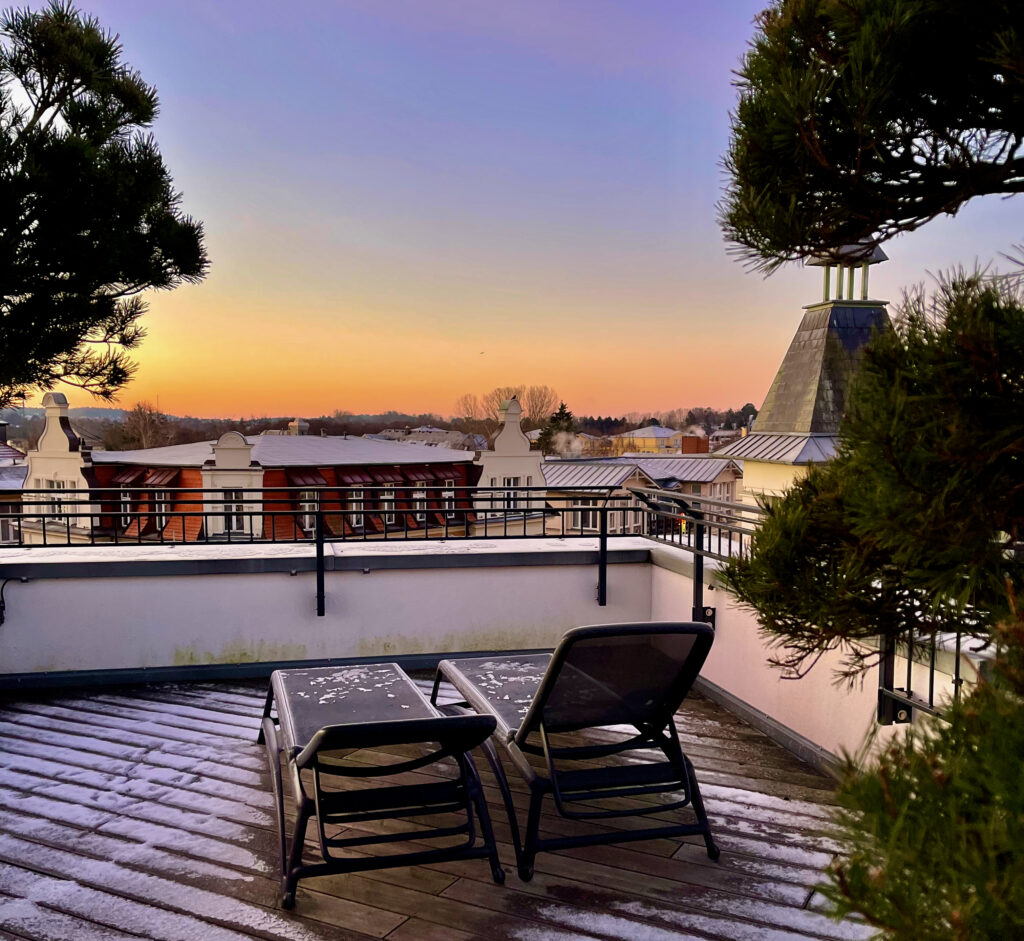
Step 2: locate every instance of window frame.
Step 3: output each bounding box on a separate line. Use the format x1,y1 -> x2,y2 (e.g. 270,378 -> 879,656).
152,490 -> 170,532
380,483 -> 396,526
442,478 -> 457,518
298,489 -> 318,532
502,476 -> 521,511
223,489 -> 246,533
46,479 -> 67,523
412,488 -> 427,522
348,489 -> 365,528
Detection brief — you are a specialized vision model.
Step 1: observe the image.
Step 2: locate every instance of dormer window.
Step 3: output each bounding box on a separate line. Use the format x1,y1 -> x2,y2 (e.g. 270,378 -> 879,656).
412,489 -> 427,522
298,490 -> 318,531
223,490 -> 246,533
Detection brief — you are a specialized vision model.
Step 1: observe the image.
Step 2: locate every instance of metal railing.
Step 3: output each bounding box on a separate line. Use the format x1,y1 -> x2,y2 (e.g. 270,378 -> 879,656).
3,482 -> 977,722
0,484 -> 757,616
875,629 -> 986,725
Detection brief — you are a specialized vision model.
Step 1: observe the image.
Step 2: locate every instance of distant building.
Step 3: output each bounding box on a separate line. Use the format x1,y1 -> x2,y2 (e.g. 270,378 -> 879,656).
609,425 -> 708,455
474,397 -> 544,518
368,426 -> 487,451
20,397 -> 479,544
720,247 -> 889,502
551,455 -> 743,504
0,422 -> 27,544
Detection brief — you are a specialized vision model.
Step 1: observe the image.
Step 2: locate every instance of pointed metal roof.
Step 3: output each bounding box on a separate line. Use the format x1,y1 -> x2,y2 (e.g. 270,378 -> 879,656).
718,299 -> 890,465
754,301 -> 890,435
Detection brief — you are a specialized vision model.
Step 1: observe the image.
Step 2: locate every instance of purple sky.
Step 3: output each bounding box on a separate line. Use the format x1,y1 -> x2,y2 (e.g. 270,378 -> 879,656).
69,0 -> 1023,417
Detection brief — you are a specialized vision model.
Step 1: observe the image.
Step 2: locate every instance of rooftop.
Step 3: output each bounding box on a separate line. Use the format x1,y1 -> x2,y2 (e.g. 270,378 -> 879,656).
612,426 -> 682,439
89,435 -> 475,468
0,464 -> 29,490
0,677 -> 866,941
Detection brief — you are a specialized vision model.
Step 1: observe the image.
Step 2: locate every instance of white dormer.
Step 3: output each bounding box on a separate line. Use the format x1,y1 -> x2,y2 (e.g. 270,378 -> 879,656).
474,397 -> 544,516
24,392 -> 95,533
201,432 -> 264,537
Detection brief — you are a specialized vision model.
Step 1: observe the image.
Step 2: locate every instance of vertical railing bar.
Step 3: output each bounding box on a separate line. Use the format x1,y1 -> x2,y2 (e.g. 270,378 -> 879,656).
928,635 -> 936,707
905,627 -> 913,696
315,509 -> 325,617
954,631 -> 963,704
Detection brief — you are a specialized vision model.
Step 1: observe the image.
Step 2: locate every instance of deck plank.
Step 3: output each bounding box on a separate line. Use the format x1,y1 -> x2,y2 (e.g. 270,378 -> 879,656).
0,679 -> 862,940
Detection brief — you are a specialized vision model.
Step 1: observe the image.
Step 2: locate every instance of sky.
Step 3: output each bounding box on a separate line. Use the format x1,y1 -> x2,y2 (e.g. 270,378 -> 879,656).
49,0 -> 1023,419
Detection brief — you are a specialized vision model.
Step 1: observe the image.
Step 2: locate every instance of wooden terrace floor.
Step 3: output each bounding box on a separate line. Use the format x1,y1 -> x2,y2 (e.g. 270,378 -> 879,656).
0,679 -> 871,941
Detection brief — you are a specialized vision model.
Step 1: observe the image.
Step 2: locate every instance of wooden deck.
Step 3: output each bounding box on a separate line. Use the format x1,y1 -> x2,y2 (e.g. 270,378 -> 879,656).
0,679 -> 871,941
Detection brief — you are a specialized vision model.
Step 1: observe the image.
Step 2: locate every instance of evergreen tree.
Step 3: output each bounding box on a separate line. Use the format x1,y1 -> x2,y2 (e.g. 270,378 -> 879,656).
720,0 -> 1023,271
722,1 -> 1024,932
0,2 -> 208,407
537,402 -> 576,455
723,273 -> 1024,677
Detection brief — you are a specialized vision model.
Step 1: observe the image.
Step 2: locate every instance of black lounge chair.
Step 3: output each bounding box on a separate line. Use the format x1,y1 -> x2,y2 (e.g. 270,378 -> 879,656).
258,662 -> 503,908
432,621 -> 718,880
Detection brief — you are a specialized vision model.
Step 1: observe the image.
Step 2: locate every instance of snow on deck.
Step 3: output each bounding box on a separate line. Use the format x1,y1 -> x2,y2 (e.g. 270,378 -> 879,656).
0,679 -> 869,941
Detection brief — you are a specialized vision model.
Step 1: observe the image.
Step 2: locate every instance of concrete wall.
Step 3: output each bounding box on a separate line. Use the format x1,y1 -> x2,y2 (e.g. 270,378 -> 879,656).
647,547 -> 962,763
0,540 -> 651,675
739,460 -> 808,503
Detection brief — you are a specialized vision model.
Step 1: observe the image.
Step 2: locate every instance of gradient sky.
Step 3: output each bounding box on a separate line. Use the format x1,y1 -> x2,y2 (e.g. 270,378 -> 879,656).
50,1 -> 1023,418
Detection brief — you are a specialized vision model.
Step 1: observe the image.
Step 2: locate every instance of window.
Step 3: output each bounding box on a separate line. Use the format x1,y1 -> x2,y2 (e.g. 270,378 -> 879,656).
348,490 -> 364,528
120,489 -> 133,528
572,498 -> 599,532
502,476 -> 521,510
153,491 -> 170,531
691,484 -> 702,495
298,490 -> 318,531
442,479 -> 457,517
223,489 -> 245,533
47,479 -> 67,523
380,483 -> 396,526
0,505 -> 19,544
412,489 -> 427,522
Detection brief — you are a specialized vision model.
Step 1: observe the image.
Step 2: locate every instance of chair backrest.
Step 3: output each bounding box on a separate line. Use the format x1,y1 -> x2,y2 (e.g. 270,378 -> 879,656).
514,621 -> 714,744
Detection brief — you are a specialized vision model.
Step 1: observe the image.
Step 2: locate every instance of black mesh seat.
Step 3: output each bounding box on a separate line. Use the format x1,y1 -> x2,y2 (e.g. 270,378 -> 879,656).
258,663 -> 503,908
433,622 -> 718,880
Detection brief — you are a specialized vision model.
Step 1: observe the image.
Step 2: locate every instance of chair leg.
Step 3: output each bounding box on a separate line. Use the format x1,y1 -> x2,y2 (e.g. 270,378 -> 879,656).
684,755 -> 719,860
282,799 -> 312,909
477,737 -> 527,878
260,717 -> 289,885
462,752 -> 505,885
256,686 -> 274,744
519,785 -> 545,882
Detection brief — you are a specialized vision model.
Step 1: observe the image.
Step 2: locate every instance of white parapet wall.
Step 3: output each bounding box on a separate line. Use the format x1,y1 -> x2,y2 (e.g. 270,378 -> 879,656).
1,535 -> 970,773
647,544 -> 975,766
0,538 -> 652,676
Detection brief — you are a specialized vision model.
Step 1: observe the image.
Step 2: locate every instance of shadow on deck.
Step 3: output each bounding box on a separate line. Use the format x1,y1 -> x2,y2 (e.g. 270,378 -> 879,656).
0,679 -> 870,940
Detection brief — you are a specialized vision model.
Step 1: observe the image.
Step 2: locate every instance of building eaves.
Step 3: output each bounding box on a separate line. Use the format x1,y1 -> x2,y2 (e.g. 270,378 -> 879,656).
718,433 -> 837,465
541,461 -> 653,489
90,435 -> 475,468
0,465 -> 29,490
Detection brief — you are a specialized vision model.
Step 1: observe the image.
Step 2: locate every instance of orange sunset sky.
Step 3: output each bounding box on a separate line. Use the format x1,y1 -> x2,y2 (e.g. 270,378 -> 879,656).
44,1 -> 1023,419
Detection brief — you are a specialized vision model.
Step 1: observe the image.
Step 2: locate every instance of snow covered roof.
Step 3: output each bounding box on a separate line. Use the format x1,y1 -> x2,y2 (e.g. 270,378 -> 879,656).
542,461 -> 654,490
717,433 -> 836,465
611,425 -> 681,439
573,455 -> 742,483
90,435 -> 474,468
0,465 -> 28,490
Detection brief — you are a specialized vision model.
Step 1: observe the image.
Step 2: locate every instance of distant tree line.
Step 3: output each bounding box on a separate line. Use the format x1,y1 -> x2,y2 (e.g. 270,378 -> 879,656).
3,399 -> 759,452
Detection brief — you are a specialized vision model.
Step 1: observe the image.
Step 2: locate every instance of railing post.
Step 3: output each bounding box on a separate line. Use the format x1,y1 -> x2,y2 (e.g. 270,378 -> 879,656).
315,508 -> 325,617
876,634 -> 910,724
690,508 -> 714,626
597,508 -> 607,606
